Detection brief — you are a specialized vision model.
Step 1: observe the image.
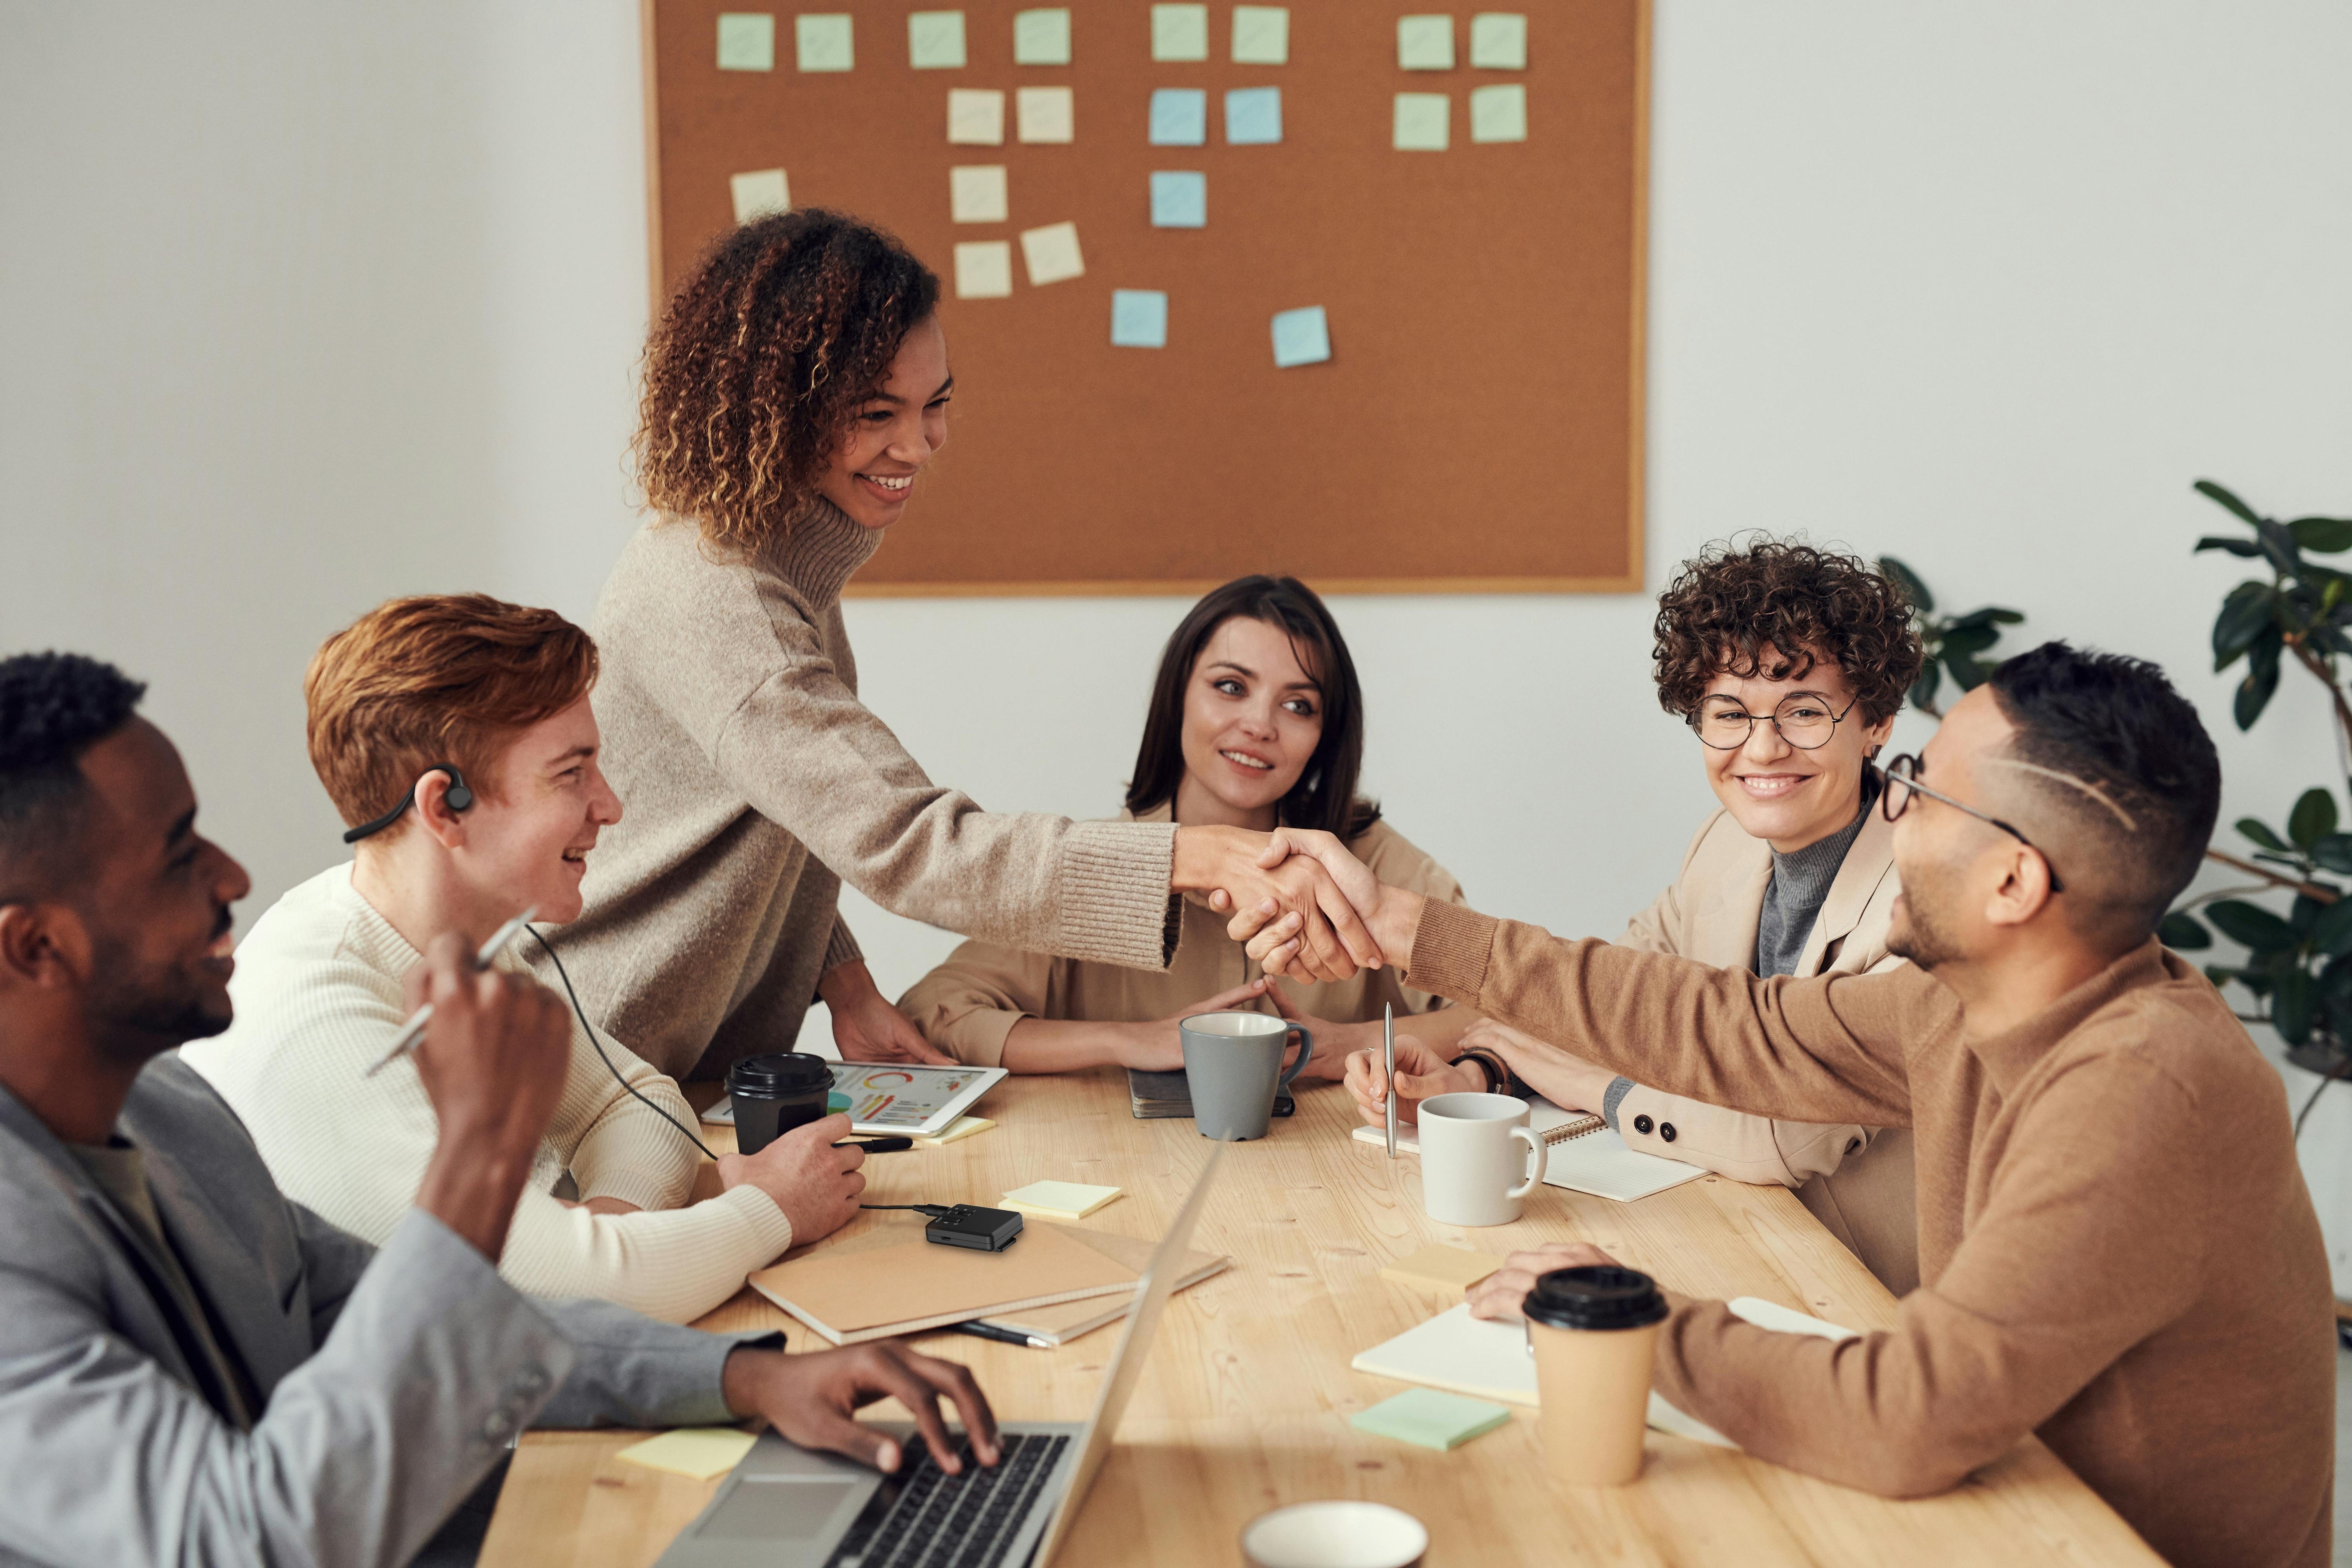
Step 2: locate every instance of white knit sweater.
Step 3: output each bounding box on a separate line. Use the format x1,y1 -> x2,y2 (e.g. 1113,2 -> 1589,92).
182,865 -> 794,1323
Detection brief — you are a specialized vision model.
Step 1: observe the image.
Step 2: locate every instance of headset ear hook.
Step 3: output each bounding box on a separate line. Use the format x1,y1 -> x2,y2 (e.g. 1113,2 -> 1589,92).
341,764 -> 472,844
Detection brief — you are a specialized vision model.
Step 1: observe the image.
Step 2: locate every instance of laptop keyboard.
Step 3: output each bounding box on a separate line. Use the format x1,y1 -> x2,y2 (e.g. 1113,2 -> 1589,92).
824,1431 -> 1071,1568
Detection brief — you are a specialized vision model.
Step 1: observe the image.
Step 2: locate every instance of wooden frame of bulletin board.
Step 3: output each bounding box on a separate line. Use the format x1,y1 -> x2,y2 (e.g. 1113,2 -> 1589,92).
642,0 -> 1648,594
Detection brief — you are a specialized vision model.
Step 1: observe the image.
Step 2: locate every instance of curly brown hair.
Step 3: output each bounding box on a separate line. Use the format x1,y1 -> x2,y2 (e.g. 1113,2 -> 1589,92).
635,209 -> 940,550
1651,538 -> 1924,724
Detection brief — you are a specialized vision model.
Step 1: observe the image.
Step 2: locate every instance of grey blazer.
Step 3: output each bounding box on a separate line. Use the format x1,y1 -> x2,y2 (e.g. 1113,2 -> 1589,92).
0,1056 -> 776,1568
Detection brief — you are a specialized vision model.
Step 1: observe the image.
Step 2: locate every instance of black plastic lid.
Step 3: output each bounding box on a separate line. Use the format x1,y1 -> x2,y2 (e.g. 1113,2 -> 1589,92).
1523,1265 -> 1668,1332
727,1052 -> 833,1096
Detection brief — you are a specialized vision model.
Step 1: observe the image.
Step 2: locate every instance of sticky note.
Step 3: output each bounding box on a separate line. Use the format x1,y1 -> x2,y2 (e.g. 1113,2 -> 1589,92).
1469,12 -> 1526,69
1149,171 -> 1206,227
1350,1389 -> 1512,1452
1013,8 -> 1072,65
1018,222 -> 1084,287
912,1115 -> 993,1148
1111,290 -> 1169,348
1230,5 -> 1288,64
1396,14 -> 1454,70
908,10 -> 966,68
1270,305 -> 1329,368
1224,87 -> 1281,144
615,1428 -> 760,1480
1392,92 -> 1450,151
1149,88 -> 1207,145
729,168 -> 791,223
1151,3 -> 1210,60
1468,83 -> 1525,143
716,13 -> 776,70
1379,1243 -> 1503,1293
1002,1180 -> 1122,1218
796,13 -> 853,71
953,240 -> 1013,298
1016,85 -> 1074,143
949,165 -> 1008,223
947,87 -> 1006,144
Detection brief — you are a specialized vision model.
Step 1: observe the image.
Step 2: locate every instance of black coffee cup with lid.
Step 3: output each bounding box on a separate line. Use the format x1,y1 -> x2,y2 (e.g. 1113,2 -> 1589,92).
727,1052 -> 835,1155
1524,1265 -> 1669,1332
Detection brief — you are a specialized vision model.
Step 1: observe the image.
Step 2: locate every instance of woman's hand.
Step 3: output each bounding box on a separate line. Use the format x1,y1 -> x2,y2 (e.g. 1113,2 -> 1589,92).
1175,824 -> 1383,984
1343,1035 -> 1483,1125
1263,984 -> 1363,1080
1457,1016 -> 1619,1114
1465,1241 -> 1622,1321
1118,979 -> 1275,1071
820,960 -> 955,1065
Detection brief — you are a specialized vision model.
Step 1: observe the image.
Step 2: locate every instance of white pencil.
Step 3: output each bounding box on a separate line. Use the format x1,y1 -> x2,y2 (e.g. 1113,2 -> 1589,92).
362,907 -> 539,1079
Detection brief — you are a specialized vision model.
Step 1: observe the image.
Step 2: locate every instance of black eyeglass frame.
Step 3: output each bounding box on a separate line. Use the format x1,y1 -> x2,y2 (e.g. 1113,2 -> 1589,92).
1880,753 -> 2066,893
1687,692 -> 1861,752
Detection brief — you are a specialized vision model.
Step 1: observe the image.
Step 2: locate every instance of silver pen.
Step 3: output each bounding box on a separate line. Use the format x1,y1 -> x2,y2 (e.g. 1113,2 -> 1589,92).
363,907 -> 539,1078
1383,1002 -> 1397,1159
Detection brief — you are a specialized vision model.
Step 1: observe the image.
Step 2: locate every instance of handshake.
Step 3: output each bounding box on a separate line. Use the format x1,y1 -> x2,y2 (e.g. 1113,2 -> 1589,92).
1180,824 -> 1427,982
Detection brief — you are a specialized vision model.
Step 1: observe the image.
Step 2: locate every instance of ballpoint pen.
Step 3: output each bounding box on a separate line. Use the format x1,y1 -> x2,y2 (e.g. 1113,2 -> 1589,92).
363,906 -> 539,1078
1383,1002 -> 1397,1159
947,1320 -> 1050,1350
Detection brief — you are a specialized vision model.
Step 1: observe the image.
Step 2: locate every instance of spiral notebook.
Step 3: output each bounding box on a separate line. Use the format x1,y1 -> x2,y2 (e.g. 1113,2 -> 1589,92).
1350,1096 -> 1705,1204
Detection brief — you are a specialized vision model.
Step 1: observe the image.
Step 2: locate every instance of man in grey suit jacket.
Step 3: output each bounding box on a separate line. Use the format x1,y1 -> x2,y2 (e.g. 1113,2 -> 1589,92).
0,652 -> 1000,1567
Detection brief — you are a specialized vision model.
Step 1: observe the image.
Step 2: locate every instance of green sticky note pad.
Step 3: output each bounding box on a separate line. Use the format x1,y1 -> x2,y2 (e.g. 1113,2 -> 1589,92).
1350,1388 -> 1512,1451
828,1091 -> 852,1111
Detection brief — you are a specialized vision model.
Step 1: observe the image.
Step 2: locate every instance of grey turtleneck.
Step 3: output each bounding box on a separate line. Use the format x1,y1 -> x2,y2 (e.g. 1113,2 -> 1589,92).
1754,774 -> 1879,978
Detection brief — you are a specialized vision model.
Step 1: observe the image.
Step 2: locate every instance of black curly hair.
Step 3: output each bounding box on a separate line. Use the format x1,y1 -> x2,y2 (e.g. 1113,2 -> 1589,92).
0,652 -> 146,897
1652,537 -> 1924,724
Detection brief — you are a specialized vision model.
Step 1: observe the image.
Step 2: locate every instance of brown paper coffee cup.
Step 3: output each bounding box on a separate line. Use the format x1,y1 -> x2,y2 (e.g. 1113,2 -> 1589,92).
1524,1265 -> 1669,1486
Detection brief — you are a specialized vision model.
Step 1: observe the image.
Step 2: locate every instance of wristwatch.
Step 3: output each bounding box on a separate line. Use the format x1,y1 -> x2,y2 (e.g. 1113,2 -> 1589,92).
1456,1047 -> 1524,1098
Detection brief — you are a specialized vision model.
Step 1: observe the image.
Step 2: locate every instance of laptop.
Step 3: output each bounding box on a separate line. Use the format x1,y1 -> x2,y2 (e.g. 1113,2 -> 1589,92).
657,1144 -> 1226,1568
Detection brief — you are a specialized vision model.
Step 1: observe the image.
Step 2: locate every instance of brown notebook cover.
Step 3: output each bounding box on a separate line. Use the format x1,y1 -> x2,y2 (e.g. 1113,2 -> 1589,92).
747,1221 -> 1141,1345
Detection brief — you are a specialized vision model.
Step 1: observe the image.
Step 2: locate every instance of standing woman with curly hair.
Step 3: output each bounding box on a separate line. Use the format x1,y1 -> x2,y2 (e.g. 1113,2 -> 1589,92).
546,210 -> 1376,1082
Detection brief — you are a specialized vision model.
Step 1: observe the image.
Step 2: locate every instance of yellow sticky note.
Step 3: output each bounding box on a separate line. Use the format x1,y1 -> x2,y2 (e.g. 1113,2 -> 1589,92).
908,10 -> 966,68
1017,222 -> 1084,286
729,168 -> 790,223
953,241 -> 1013,298
615,1428 -> 758,1481
1013,8 -> 1072,65
947,87 -> 1005,145
1016,85 -> 1074,143
1230,5 -> 1288,64
1151,3 -> 1209,61
949,165 -> 1008,223
913,1115 -> 995,1147
1001,1179 -> 1120,1218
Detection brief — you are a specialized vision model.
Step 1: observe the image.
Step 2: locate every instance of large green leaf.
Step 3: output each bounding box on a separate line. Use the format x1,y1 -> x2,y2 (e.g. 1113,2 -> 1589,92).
1941,624 -> 2002,657
2238,816 -> 2291,851
2312,834 -> 2352,873
2311,897 -> 2352,958
2195,479 -> 2265,527
2196,536 -> 2264,558
2275,968 -> 2319,1044
2257,519 -> 2305,578
1878,555 -> 1932,615
2291,517 -> 2352,555
2205,898 -> 2301,952
1944,606 -> 2025,631
1948,650 -> 1991,692
2212,581 -> 2276,667
2159,910 -> 2213,950
2236,632 -> 2283,729
2290,788 -> 2340,848
1908,660 -> 1942,712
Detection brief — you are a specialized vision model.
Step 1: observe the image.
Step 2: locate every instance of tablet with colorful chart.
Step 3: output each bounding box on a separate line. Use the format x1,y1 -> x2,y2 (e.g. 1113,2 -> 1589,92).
704,1062 -> 1008,1138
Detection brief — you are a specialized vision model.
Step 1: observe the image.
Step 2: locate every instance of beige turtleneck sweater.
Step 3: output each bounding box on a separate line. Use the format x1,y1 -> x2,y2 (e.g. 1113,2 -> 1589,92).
547,504 -> 1182,1081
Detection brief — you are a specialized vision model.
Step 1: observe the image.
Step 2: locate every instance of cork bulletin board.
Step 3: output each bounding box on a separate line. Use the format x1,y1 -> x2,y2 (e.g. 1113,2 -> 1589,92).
643,0 -> 1648,593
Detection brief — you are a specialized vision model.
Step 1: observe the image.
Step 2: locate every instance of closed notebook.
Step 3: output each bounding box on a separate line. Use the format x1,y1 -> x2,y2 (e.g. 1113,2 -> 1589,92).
1352,1095 -> 1705,1203
748,1221 -> 1139,1345
969,1241 -> 1231,1346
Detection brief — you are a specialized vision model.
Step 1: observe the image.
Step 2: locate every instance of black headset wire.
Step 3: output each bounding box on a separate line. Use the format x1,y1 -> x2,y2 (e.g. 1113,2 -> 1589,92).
527,926 -> 721,1162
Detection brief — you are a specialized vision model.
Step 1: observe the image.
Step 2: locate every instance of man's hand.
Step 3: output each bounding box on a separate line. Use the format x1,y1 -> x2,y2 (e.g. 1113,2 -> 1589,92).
1457,1016 -> 1619,1114
721,1342 -> 1000,1476
1343,1036 -> 1482,1125
1221,829 -> 1423,981
1465,1241 -> 1621,1321
718,1112 -> 867,1245
821,961 -> 954,1065
407,933 -> 574,1262
1174,824 -> 1381,984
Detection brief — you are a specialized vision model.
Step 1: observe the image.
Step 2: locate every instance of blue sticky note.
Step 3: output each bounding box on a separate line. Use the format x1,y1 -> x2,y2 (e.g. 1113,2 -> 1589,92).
1148,88 -> 1208,147
1270,306 -> 1330,368
1224,87 -> 1281,145
1111,290 -> 1168,348
1149,171 -> 1206,227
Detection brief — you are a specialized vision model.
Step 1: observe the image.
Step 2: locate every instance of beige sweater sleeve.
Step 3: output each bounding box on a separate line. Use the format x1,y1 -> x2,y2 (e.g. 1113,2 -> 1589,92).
897,940 -> 1065,1067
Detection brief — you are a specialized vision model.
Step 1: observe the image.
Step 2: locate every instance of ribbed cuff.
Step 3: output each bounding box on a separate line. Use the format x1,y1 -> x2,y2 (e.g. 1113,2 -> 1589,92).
1602,1076 -> 1637,1132
1049,818 -> 1180,971
1403,899 -> 1495,1005
713,1182 -> 798,1265
822,916 -> 863,976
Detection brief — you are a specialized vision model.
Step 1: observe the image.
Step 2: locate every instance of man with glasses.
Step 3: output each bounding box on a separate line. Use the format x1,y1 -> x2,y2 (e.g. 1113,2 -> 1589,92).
1247,641 -> 2332,1568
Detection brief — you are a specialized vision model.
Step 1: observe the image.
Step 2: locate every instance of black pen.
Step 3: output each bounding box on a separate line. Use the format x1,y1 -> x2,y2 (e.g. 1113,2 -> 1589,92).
833,1137 -> 915,1153
946,1320 -> 1049,1350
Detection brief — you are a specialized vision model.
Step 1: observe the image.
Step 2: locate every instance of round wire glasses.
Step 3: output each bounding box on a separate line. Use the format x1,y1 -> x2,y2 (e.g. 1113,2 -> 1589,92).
1689,693 -> 1858,751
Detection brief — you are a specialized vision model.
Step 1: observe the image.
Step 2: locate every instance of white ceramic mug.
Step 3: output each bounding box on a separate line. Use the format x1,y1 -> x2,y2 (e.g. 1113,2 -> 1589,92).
1416,1092 -> 1544,1226
1242,1501 -> 1428,1568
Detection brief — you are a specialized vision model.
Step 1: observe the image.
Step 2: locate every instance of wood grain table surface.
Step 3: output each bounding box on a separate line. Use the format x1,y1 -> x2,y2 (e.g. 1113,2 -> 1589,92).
482,1069 -> 2157,1566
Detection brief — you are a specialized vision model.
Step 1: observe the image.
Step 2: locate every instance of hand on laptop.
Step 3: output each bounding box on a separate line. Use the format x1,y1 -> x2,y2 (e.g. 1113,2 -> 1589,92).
721,1341 -> 1000,1476
1465,1241 -> 1620,1322
1343,1036 -> 1481,1125
719,1113 -> 867,1246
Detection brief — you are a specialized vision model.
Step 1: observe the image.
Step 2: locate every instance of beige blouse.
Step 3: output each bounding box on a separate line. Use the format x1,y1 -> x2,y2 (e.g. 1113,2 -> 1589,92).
898,804 -> 1467,1065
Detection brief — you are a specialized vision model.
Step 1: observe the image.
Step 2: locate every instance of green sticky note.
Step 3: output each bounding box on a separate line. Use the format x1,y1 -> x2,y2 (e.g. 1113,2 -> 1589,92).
796,13 -> 854,71
1350,1388 -> 1511,1452
1469,83 -> 1525,143
1392,91 -> 1449,151
1230,5 -> 1288,65
1468,12 -> 1526,69
716,12 -> 775,70
908,11 -> 967,69
1151,3 -> 1209,61
1013,8 -> 1072,65
1396,14 -> 1454,71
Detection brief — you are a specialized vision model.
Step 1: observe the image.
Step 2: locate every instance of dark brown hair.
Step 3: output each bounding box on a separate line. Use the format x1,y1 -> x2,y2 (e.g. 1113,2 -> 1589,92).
1652,538 -> 1924,724
635,209 -> 941,550
1125,577 -> 1381,840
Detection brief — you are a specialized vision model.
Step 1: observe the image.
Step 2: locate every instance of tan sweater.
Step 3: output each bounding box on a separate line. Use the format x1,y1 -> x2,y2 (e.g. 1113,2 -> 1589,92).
1408,900 -> 2334,1568
899,805 -> 1466,1065
181,866 -> 795,1323
552,504 -> 1181,1080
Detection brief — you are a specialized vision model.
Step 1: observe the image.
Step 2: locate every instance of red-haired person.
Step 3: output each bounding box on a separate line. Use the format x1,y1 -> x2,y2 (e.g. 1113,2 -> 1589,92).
550,209 -> 1379,1085
184,596 -> 866,1323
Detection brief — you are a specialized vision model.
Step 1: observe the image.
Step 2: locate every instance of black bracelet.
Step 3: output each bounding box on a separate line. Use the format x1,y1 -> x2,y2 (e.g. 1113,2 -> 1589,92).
1458,1047 -> 1519,1097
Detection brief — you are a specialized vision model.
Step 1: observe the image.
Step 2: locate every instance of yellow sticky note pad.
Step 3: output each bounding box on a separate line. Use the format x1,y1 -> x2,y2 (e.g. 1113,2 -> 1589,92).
913,1115 -> 995,1147
953,241 -> 1013,298
615,1428 -> 758,1481
1380,1243 -> 1502,1293
947,87 -> 1006,145
1016,85 -> 1074,143
1017,221 -> 1084,286
949,165 -> 1008,223
1001,1180 -> 1120,1218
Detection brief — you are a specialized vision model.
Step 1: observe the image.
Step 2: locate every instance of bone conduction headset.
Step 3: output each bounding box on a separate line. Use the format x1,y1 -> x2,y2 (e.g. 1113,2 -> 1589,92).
342,764 -> 472,844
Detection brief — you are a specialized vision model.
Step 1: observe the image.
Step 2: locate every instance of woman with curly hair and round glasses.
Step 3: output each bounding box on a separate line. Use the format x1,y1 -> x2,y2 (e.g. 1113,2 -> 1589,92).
1352,539 -> 1929,1293
543,210 -> 1378,1085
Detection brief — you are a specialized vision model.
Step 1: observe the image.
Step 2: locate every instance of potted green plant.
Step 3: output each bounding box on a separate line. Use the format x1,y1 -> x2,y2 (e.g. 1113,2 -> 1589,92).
1875,557 -> 2026,719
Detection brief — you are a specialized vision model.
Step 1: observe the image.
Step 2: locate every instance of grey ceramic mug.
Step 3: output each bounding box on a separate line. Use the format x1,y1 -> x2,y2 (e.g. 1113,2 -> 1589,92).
1180,1010 -> 1313,1140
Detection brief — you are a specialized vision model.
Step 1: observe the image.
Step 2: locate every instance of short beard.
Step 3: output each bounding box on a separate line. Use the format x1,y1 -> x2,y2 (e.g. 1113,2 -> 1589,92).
86,935 -> 232,1061
1885,859 -> 1966,971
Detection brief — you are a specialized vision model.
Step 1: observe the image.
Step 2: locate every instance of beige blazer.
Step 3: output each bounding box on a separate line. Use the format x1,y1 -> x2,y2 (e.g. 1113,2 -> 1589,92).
899,804 -> 1466,1065
1615,805 -> 1920,1294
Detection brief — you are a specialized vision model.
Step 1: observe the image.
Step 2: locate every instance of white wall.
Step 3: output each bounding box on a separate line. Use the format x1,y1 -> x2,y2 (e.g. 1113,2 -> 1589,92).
7,3 -> 2352,1270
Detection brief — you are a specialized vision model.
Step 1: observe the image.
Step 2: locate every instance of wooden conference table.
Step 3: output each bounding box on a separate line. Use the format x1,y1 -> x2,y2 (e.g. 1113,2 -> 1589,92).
483,1071 -> 2157,1566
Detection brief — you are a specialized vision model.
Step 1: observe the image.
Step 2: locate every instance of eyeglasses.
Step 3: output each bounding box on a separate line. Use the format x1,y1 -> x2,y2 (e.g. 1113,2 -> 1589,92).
1690,693 -> 1858,752
1880,753 -> 2065,893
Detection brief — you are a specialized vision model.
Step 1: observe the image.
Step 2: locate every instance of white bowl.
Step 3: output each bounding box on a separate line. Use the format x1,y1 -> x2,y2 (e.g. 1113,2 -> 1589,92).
1241,1501 -> 1430,1568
